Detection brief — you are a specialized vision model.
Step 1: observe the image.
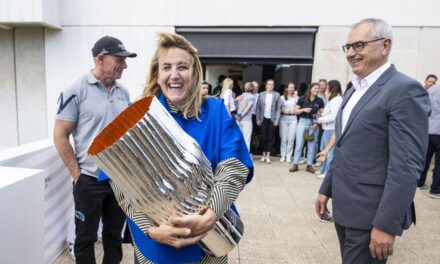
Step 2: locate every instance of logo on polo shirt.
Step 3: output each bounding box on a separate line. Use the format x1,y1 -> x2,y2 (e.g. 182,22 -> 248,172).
57,92 -> 77,114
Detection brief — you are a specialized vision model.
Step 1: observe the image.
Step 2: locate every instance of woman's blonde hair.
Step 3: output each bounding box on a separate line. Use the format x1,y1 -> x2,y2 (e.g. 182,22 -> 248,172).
244,82 -> 253,93
141,32 -> 203,119
220,77 -> 233,98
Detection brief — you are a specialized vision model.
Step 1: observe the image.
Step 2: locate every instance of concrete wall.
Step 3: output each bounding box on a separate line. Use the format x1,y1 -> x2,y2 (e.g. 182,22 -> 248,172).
0,0 -> 61,28
0,28 -> 48,147
60,0 -> 440,27
15,28 -> 48,145
2,0 -> 440,147
0,29 -> 18,146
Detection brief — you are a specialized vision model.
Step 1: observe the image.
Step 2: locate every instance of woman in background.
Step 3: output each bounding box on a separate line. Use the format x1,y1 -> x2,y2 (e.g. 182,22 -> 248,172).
220,77 -> 237,117
236,82 -> 256,151
279,82 -> 298,162
255,79 -> 281,163
289,83 -> 324,173
316,80 -> 343,179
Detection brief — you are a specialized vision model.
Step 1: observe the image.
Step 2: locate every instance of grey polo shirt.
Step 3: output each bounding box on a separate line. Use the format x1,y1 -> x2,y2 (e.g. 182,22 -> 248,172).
56,71 -> 130,178
428,84 -> 440,135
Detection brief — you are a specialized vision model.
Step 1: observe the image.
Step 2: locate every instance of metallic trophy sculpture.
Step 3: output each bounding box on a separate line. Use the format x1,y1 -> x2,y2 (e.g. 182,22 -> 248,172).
87,96 -> 244,257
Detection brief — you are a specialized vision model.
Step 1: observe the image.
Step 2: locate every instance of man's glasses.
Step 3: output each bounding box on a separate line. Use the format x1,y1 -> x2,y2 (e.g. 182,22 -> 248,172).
341,38 -> 385,53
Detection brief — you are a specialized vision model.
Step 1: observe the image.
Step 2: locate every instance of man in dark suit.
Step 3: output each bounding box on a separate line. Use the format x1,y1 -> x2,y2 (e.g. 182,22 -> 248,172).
315,18 -> 431,263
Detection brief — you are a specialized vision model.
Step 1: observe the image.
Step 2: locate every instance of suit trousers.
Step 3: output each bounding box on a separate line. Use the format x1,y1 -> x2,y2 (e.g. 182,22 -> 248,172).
260,118 -> 275,152
418,134 -> 440,193
335,222 -> 387,264
73,174 -> 125,264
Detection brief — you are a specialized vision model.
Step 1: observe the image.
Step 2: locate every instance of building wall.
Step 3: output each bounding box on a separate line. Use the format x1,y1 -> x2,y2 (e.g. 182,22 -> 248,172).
15,28 -> 48,145
1,0 -> 440,147
0,28 -> 47,147
0,29 -> 18,146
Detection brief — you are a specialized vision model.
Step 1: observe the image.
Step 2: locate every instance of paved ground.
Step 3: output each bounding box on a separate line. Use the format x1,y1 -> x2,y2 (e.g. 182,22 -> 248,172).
54,157 -> 440,263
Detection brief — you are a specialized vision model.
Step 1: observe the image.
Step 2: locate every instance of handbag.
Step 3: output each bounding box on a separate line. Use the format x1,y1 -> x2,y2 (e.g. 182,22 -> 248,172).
303,125 -> 315,142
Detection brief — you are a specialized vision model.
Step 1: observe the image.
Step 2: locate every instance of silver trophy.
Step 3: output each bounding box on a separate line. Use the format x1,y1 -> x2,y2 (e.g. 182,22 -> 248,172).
88,96 -> 243,257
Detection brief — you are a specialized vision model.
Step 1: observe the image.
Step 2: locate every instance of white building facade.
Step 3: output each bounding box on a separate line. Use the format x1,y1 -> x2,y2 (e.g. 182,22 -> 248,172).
1,0 -> 439,148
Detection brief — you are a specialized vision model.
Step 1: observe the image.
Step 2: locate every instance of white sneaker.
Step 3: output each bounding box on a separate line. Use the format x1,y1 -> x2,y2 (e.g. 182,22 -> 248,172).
279,157 -> 285,162
315,161 -> 323,167
260,157 -> 266,162
266,157 -> 271,163
68,243 -> 75,260
286,157 -> 292,163
316,173 -> 325,179
299,158 -> 306,165
315,170 -> 322,175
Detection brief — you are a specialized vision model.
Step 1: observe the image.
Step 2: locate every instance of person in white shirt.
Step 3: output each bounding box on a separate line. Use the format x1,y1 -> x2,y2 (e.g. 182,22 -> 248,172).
316,80 -> 343,178
279,82 -> 299,162
220,77 -> 237,117
255,79 -> 281,163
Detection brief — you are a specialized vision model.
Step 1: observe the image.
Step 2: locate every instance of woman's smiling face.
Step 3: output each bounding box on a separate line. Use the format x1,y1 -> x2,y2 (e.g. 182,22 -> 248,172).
157,47 -> 193,106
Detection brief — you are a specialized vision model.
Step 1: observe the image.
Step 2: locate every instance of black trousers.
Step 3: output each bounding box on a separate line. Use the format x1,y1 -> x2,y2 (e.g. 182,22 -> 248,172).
418,134 -> 440,193
260,118 -> 275,152
335,222 -> 387,264
73,174 -> 125,264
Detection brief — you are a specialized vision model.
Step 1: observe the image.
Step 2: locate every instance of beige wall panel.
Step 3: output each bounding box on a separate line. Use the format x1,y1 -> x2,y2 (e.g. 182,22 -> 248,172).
15,28 -> 47,144
0,29 -> 18,147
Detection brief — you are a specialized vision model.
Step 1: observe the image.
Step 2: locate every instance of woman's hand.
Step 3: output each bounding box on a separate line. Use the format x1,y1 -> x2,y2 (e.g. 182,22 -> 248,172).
169,207 -> 218,236
148,223 -> 206,248
316,150 -> 328,162
302,107 -> 312,113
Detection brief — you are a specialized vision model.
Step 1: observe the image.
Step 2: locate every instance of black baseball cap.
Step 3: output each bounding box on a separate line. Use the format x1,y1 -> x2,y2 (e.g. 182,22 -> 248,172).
92,36 -> 137,58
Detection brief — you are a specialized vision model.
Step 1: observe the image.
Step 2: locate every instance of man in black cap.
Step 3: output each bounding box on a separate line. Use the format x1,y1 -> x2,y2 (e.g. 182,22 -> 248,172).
54,36 -> 136,263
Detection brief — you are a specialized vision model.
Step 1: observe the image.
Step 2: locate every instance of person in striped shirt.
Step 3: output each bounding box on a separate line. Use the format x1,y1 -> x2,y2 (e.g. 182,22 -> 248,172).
110,32 -> 253,264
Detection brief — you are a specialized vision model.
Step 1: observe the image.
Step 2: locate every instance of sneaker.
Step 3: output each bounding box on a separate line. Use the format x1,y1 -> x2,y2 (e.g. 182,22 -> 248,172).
429,193 -> 440,199
315,170 -> 322,175
289,164 -> 299,172
279,156 -> 285,162
266,157 -> 271,163
306,165 -> 316,174
320,214 -> 334,223
299,158 -> 306,165
68,243 -> 75,260
260,157 -> 266,162
316,173 -> 325,179
417,185 -> 429,190
315,161 -> 323,167
286,157 -> 292,163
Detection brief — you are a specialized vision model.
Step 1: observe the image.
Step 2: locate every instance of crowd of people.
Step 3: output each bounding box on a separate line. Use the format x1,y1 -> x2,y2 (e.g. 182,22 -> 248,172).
53,17 -> 438,264
204,75 -> 343,181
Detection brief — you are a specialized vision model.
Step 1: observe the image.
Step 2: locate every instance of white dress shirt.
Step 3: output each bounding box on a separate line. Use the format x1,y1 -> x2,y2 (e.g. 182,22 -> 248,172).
264,92 -> 273,119
342,63 -> 391,132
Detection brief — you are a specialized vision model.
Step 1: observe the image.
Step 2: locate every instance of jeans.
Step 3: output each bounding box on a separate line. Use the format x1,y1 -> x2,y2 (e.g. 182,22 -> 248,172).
418,134 -> 440,193
320,129 -> 335,175
279,115 -> 297,159
73,174 -> 125,264
293,118 -> 319,165
238,120 -> 253,151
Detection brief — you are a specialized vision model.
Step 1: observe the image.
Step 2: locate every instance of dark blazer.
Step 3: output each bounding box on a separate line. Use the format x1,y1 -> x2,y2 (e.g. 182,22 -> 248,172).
319,65 -> 431,236
255,91 -> 281,123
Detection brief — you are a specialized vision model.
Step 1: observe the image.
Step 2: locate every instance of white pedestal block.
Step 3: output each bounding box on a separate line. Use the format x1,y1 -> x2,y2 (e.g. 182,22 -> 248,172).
0,166 -> 45,264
